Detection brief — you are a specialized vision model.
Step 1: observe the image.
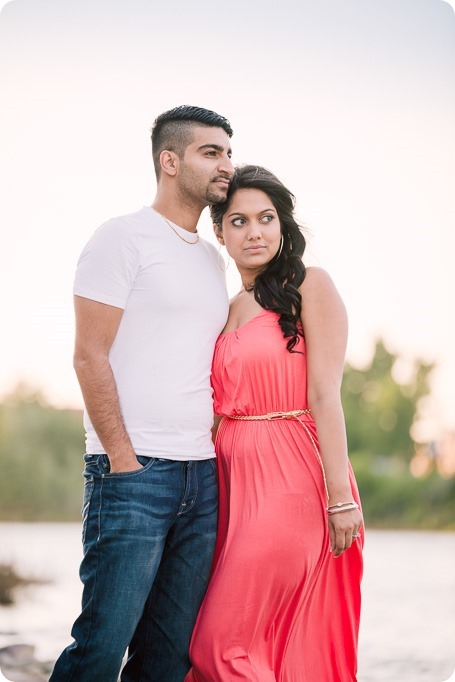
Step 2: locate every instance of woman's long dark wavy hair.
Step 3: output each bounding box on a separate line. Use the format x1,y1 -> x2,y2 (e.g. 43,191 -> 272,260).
211,165 -> 306,353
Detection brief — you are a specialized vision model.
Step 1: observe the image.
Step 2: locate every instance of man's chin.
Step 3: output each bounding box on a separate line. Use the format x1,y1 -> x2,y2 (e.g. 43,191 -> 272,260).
206,188 -> 229,205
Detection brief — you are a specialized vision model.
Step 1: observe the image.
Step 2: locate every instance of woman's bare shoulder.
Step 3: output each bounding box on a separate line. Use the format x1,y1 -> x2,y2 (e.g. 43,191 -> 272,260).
228,291 -> 245,314
300,266 -> 338,295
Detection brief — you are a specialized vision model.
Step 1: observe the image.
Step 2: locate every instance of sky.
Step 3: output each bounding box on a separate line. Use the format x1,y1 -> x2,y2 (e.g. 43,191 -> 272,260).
0,0 -> 454,439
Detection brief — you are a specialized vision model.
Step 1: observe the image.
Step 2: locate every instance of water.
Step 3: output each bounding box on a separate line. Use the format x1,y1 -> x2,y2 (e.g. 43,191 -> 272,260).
0,524 -> 454,681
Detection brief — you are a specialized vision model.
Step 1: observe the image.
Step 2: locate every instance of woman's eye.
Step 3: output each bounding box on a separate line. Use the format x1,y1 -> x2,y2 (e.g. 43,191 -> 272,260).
261,215 -> 274,223
232,218 -> 245,227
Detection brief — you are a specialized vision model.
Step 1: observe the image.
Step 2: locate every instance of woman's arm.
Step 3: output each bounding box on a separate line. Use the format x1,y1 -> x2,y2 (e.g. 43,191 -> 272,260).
300,267 -> 363,556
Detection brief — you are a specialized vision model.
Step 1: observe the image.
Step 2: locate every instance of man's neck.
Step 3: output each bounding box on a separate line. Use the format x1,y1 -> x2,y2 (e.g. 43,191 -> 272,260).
152,189 -> 203,233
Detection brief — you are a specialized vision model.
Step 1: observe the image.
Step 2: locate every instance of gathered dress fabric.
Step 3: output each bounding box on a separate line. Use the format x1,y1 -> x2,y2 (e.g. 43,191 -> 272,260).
185,310 -> 363,682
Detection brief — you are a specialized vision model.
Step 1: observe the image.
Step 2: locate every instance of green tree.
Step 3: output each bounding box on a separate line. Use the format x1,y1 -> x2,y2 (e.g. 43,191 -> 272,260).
342,339 -> 433,460
0,387 -> 84,520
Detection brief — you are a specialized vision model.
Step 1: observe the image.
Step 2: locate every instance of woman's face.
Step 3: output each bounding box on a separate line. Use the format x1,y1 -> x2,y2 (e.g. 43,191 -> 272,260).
217,188 -> 282,277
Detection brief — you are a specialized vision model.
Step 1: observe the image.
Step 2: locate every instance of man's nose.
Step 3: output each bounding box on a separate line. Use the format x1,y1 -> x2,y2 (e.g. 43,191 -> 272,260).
219,155 -> 234,177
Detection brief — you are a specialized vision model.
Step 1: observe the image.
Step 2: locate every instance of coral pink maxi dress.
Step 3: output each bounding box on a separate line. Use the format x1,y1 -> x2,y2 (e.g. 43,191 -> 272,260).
185,309 -> 363,682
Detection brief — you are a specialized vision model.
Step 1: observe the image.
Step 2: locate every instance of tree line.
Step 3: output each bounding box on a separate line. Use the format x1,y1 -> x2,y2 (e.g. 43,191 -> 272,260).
1,340 -> 454,528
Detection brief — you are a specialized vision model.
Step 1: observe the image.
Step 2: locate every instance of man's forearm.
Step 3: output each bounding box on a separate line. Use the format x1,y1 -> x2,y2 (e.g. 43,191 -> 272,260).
74,353 -> 137,470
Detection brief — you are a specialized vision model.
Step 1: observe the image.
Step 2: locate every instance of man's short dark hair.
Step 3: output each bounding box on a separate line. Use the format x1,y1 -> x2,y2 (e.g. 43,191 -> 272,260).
150,105 -> 233,179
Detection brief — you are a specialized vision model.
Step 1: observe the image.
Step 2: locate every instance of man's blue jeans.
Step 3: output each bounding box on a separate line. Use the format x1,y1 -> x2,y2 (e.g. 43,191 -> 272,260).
50,454 -> 218,682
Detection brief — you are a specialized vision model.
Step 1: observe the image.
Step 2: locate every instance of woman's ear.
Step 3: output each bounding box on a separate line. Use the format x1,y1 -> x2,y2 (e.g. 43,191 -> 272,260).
213,223 -> 224,244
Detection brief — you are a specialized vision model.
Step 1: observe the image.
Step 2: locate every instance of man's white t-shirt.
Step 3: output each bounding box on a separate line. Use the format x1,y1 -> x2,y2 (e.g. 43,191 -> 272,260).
73,207 -> 229,461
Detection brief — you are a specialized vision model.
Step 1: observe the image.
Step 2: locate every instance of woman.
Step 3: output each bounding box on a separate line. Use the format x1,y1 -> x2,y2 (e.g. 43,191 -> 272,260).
185,166 -> 363,682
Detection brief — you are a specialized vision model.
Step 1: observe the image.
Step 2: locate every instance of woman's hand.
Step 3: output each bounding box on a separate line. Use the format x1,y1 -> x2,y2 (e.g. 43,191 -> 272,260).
328,508 -> 363,557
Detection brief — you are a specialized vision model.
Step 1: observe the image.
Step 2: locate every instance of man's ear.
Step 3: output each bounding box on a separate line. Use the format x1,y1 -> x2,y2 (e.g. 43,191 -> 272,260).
159,150 -> 179,177
213,223 -> 224,244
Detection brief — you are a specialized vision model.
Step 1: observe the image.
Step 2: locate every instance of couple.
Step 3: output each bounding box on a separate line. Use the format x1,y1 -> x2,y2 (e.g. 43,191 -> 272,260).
50,105 -> 363,682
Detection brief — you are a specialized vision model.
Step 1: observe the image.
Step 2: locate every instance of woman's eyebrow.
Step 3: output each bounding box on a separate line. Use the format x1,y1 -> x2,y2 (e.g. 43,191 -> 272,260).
227,208 -> 276,218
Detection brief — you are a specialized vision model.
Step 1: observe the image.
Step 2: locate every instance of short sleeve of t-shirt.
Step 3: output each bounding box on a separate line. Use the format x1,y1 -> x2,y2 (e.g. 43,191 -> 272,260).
73,217 -> 140,309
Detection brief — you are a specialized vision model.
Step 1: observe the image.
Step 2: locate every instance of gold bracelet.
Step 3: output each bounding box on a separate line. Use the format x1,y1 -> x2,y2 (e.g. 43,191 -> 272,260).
327,502 -> 359,515
327,500 -> 356,511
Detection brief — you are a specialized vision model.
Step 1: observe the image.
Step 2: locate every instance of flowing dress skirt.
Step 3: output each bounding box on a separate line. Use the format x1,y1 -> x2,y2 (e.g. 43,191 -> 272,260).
185,311 -> 363,681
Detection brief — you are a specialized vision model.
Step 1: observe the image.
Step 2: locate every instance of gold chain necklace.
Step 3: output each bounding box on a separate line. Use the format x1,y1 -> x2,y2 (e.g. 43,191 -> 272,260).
153,208 -> 199,245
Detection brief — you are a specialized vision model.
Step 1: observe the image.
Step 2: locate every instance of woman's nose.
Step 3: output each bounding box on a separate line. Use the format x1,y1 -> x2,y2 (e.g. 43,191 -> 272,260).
247,222 -> 262,239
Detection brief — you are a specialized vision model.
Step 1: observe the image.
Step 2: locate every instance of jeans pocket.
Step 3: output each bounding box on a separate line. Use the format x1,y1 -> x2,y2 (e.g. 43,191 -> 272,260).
101,454 -> 157,479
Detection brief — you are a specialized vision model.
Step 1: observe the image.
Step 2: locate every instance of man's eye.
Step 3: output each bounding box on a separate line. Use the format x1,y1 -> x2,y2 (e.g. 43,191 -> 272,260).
205,151 -> 217,157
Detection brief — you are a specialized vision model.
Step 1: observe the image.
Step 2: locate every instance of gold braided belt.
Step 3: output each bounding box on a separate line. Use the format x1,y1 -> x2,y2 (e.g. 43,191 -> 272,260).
228,409 -> 311,421
225,409 -> 328,501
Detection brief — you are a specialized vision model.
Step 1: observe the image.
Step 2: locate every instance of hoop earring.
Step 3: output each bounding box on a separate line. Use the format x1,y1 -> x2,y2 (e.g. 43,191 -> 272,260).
218,244 -> 230,272
275,235 -> 284,259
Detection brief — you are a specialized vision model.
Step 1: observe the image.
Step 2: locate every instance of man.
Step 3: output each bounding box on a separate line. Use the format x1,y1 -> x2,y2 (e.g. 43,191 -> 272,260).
50,105 -> 234,681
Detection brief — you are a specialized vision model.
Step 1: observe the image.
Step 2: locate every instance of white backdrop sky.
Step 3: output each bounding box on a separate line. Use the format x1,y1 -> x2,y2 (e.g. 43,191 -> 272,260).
1,0 -> 454,437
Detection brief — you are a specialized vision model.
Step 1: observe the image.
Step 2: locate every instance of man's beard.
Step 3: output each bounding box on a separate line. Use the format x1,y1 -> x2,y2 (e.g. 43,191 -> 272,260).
205,182 -> 229,205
